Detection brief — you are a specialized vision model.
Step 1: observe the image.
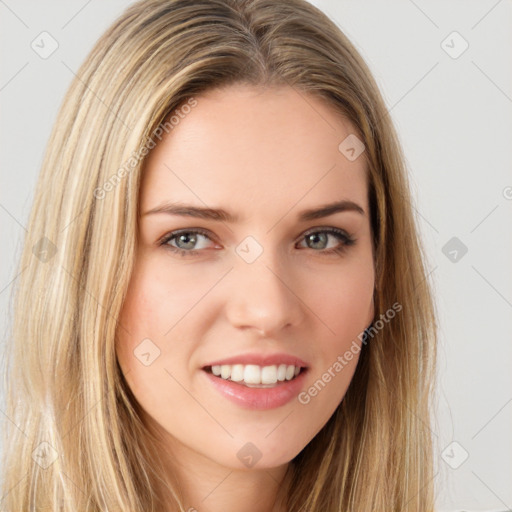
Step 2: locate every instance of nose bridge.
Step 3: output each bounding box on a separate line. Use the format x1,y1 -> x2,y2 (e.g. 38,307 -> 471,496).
225,235 -> 302,335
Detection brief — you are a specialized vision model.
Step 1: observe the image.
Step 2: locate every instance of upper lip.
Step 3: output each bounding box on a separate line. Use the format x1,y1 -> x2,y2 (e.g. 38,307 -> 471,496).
202,352 -> 309,369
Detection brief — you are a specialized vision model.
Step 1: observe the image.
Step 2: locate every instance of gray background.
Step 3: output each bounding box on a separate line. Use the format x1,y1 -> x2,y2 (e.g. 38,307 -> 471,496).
1,1 -> 511,510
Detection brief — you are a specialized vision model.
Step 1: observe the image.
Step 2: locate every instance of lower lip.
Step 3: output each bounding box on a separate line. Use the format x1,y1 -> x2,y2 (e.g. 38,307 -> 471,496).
201,368 -> 308,410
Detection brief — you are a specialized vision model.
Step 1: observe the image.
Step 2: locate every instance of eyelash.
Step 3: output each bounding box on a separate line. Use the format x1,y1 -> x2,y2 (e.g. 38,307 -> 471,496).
158,227 -> 356,258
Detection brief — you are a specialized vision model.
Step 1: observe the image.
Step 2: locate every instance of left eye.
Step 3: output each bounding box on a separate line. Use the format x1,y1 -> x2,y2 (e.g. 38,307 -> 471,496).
298,228 -> 354,252
159,227 -> 356,257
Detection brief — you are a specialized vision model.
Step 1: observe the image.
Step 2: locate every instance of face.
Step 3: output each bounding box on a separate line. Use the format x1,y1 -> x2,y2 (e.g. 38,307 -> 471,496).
116,84 -> 375,472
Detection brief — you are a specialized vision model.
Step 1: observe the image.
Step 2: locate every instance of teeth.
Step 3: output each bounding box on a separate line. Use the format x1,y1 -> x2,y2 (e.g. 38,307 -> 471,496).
210,364 -> 302,385
230,364 -> 244,382
261,365 -> 277,384
244,365 -> 261,384
220,365 -> 231,380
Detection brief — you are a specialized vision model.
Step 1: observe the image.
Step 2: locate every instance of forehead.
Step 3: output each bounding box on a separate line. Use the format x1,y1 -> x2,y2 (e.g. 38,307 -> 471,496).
140,84 -> 369,220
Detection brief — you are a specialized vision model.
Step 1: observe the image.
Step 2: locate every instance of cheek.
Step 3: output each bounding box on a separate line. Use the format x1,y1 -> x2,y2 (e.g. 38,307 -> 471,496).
295,263 -> 373,433
312,259 -> 374,338
118,256 -> 203,341
115,261 -> 171,377
115,271 -> 182,412
117,276 -> 159,346
115,256 -> 213,394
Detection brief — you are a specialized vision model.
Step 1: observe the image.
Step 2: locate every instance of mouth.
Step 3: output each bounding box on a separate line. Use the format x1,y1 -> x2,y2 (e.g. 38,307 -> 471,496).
202,363 -> 308,388
201,363 -> 309,410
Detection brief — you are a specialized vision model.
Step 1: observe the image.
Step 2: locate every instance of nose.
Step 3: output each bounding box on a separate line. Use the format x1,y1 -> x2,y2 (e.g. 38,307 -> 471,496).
224,251 -> 304,337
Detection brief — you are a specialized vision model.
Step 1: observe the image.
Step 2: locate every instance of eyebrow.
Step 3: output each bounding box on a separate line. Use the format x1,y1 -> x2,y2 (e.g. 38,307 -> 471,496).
142,199 -> 365,222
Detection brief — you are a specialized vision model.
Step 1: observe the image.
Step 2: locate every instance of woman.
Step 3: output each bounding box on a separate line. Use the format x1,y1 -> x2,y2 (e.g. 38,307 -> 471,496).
1,0 -> 438,510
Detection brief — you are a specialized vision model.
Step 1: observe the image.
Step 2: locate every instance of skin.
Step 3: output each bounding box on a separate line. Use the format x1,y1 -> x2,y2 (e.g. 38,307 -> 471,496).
116,83 -> 375,512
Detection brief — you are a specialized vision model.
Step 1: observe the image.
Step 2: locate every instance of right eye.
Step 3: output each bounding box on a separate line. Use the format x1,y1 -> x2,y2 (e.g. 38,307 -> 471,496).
159,228 -> 218,257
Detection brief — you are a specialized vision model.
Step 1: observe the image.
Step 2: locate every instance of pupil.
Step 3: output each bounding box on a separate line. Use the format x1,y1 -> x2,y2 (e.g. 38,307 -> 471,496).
178,233 -> 196,250
308,233 -> 327,250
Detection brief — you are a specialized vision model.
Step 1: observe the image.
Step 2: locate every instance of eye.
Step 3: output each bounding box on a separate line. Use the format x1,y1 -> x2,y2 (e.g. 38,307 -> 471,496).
297,227 -> 356,255
159,228 -> 217,257
158,227 -> 356,258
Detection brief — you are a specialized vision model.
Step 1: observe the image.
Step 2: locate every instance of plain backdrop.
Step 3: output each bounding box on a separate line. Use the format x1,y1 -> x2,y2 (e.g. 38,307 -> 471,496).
1,1 -> 511,511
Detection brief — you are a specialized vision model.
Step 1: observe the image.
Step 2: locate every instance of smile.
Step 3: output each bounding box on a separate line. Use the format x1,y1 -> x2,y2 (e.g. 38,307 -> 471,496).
205,363 -> 303,387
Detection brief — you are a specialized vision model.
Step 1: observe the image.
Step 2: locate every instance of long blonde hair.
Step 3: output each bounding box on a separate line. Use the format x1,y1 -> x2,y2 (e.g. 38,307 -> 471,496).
1,0 -> 438,510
